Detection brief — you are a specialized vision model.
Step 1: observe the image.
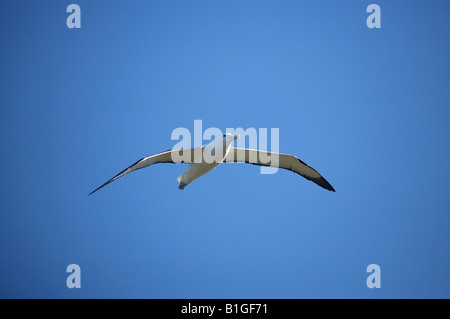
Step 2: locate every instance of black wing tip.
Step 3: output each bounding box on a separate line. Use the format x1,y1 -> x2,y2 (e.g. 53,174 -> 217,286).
87,157 -> 148,196
88,177 -> 118,196
315,176 -> 335,192
88,185 -> 103,196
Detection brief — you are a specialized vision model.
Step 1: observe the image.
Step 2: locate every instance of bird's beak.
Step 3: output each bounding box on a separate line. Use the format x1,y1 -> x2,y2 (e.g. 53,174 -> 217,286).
234,134 -> 240,141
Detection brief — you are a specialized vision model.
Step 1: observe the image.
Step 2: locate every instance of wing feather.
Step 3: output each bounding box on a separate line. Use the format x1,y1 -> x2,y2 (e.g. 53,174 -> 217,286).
89,148 -> 199,195
224,148 -> 335,192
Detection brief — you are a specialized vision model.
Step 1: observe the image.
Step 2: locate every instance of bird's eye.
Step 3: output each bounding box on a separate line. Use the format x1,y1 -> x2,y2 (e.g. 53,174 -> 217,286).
223,134 -> 226,137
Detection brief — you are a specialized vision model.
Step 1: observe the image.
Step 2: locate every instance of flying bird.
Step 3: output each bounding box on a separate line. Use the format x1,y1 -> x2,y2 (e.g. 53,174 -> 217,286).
89,133 -> 335,195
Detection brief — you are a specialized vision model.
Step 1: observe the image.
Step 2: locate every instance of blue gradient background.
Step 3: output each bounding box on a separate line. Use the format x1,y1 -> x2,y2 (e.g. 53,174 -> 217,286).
0,1 -> 449,298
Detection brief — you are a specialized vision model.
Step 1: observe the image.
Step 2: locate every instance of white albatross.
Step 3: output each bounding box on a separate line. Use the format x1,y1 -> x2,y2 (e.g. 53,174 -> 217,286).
89,133 -> 335,195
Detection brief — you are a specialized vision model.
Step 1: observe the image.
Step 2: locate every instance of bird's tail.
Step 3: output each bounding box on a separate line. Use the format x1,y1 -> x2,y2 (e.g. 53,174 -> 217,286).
177,174 -> 187,190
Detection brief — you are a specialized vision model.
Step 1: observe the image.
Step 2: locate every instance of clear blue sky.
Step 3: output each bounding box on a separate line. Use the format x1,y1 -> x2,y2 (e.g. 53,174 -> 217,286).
0,1 -> 449,298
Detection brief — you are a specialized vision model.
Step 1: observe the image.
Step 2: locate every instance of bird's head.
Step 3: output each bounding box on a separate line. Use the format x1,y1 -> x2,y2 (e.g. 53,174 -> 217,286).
223,133 -> 240,144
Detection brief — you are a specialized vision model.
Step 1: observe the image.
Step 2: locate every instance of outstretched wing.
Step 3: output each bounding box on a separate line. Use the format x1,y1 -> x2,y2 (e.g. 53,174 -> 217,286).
224,148 -> 335,191
89,148 -> 200,195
